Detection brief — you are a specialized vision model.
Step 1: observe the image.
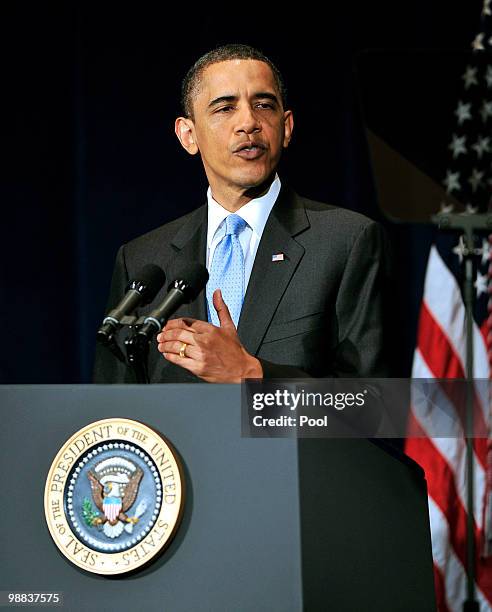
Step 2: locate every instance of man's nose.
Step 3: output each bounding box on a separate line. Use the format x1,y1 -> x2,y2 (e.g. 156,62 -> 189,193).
235,105 -> 261,134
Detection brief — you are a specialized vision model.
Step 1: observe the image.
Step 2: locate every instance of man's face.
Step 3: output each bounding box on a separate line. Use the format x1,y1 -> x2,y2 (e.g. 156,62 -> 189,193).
176,59 -> 293,198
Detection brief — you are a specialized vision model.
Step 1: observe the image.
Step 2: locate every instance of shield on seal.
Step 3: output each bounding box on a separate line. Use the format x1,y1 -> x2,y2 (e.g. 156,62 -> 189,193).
103,495 -> 122,522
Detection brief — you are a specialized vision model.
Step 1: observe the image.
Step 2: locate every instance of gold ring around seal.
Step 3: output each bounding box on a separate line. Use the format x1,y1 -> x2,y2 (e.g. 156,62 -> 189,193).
179,342 -> 188,358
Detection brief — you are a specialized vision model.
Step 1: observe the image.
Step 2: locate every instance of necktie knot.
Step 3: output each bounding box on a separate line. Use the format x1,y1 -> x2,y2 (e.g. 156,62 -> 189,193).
225,214 -> 246,236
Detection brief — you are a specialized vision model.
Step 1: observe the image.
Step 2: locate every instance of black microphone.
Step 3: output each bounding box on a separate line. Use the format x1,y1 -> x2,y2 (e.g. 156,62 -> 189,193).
97,264 -> 166,344
135,260 -> 209,341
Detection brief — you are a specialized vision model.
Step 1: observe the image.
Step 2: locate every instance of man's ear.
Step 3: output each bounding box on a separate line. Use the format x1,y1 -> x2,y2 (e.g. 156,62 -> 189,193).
175,117 -> 199,155
282,110 -> 294,148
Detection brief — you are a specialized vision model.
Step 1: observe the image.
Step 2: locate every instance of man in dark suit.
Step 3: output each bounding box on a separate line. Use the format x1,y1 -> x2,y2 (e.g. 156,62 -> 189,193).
94,44 -> 388,383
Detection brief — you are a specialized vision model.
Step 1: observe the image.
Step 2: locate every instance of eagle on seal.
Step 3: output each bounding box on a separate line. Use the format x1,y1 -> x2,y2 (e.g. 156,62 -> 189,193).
87,459 -> 143,537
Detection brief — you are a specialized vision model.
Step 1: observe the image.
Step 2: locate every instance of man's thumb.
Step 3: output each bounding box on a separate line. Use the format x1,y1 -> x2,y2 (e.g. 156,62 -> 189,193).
213,289 -> 236,331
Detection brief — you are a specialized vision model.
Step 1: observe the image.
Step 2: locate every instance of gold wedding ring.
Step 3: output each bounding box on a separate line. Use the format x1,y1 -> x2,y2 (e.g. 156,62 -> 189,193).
179,342 -> 188,358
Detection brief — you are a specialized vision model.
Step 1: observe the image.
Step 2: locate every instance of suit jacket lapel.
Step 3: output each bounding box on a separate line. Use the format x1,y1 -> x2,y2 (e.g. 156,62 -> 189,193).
170,204 -> 208,322
238,187 -> 309,355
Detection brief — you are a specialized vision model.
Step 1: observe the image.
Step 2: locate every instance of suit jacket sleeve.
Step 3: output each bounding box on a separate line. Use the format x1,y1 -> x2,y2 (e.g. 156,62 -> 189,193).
258,221 -> 388,379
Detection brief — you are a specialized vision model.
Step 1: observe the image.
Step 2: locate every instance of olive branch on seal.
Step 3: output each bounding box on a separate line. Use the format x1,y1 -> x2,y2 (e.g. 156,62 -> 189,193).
82,497 -> 100,527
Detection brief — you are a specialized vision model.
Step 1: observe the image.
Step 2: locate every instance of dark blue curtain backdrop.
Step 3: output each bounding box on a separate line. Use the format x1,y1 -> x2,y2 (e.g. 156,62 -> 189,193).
1,3 -> 482,382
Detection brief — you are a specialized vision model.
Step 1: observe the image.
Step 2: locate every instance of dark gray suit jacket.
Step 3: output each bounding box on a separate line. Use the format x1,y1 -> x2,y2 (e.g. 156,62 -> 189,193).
93,185 -> 388,382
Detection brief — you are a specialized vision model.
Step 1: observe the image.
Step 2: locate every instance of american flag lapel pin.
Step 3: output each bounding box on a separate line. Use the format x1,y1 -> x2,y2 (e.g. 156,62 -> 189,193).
272,253 -> 285,262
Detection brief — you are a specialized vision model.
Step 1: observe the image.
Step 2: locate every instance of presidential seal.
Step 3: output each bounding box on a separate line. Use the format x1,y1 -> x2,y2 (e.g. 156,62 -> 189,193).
44,418 -> 184,575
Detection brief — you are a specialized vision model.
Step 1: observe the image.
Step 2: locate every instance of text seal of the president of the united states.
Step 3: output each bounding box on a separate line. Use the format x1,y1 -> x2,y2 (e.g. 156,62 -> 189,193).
44,418 -> 184,575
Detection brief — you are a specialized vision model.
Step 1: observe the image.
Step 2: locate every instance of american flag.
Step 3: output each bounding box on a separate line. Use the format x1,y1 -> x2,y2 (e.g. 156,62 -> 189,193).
404,2 -> 492,609
271,253 -> 285,262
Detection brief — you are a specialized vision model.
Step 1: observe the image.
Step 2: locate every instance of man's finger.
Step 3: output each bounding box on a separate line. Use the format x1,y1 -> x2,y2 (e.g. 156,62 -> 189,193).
213,289 -> 236,332
157,328 -> 196,344
158,340 -> 198,359
163,317 -> 210,333
162,350 -> 197,372
163,317 -> 197,331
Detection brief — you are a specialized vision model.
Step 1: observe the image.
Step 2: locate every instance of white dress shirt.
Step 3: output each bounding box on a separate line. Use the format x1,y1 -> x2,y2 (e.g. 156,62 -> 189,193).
206,175 -> 281,291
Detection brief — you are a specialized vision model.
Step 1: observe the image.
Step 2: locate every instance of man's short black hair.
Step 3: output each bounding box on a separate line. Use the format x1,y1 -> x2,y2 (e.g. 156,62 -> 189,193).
181,43 -> 287,119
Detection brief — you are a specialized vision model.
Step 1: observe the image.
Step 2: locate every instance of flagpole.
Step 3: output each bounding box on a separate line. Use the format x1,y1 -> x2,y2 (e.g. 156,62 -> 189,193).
432,212 -> 492,612
463,225 -> 478,612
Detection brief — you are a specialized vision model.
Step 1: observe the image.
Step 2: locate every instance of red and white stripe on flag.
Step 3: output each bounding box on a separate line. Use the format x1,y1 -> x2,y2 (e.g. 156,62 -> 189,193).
405,245 -> 492,611
103,501 -> 122,522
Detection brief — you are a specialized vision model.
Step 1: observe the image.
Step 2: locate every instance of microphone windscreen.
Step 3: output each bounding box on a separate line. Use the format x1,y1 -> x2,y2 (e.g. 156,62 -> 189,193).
128,264 -> 166,305
168,258 -> 209,301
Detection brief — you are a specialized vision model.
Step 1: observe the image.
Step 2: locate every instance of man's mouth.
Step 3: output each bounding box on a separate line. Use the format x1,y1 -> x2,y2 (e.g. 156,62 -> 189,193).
234,143 -> 266,160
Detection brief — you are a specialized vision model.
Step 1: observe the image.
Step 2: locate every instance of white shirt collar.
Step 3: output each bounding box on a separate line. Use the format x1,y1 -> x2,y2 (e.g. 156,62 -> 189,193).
206,174 -> 281,247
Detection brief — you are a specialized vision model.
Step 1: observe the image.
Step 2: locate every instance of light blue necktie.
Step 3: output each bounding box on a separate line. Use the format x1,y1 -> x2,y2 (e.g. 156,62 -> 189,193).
207,214 -> 247,328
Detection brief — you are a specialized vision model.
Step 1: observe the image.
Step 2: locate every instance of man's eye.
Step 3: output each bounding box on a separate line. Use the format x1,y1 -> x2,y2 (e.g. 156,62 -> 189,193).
256,102 -> 274,109
216,106 -> 234,113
